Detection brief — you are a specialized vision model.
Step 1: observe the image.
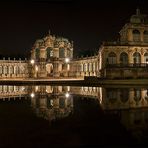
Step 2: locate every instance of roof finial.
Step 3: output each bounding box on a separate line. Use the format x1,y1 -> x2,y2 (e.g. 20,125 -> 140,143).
136,8 -> 140,15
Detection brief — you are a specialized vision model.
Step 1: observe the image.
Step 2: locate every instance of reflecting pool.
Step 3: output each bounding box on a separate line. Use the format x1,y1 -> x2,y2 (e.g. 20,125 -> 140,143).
0,85 -> 148,147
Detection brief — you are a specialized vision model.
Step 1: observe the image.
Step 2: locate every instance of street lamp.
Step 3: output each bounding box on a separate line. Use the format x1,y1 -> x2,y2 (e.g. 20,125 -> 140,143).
65,58 -> 70,63
65,92 -> 70,98
65,58 -> 70,77
30,59 -> 35,64
30,92 -> 35,98
35,65 -> 38,71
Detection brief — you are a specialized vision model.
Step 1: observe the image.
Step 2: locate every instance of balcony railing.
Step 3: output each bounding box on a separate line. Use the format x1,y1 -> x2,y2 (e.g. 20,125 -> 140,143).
106,63 -> 148,68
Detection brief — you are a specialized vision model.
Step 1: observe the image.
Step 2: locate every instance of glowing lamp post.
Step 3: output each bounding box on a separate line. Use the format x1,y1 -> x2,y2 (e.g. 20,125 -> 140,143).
65,58 -> 70,77
65,58 -> 70,63
30,59 -> 35,65
30,59 -> 35,78
65,92 -> 70,98
30,92 -> 35,98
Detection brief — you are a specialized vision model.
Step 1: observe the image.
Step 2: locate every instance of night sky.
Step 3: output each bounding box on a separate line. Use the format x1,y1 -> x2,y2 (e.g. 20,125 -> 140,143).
0,0 -> 148,59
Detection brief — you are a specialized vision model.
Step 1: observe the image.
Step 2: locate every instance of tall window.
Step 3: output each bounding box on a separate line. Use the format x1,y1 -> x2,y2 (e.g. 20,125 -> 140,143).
46,47 -> 53,59
107,89 -> 117,103
14,66 -> 19,74
134,89 -> 141,101
144,53 -> 148,64
120,52 -> 128,65
120,89 -> 129,103
133,29 -> 140,42
59,48 -> 65,58
35,48 -> 40,59
133,52 -> 141,64
108,52 -> 117,64
4,66 -> 8,74
144,30 -> 148,42
89,63 -> 92,71
59,98 -> 65,108
9,66 -> 14,74
93,63 -> 96,71
84,63 -> 87,72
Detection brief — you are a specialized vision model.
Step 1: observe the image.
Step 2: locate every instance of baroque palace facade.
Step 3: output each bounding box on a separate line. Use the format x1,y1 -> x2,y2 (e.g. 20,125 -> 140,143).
0,9 -> 148,79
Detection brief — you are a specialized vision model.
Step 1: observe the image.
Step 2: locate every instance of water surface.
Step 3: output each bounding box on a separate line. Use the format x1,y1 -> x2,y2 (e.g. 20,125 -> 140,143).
0,85 -> 148,147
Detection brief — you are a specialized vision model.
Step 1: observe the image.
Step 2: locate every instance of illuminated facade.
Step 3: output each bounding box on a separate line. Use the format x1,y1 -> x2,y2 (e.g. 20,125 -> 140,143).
0,9 -> 148,79
0,59 -> 28,78
30,33 -> 99,78
99,9 -> 148,78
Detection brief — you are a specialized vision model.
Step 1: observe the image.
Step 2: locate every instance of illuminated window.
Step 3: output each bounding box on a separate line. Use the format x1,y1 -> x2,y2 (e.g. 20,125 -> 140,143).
9,66 -> 14,74
144,53 -> 148,63
120,52 -> 128,64
133,30 -> 140,42
108,52 -> 117,64
133,52 -> 141,64
144,30 -> 148,42
59,48 -> 65,58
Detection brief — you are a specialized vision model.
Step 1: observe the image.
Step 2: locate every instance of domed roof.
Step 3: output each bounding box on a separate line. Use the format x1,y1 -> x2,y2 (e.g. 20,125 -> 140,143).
56,37 -> 69,42
35,39 -> 44,43
130,9 -> 148,24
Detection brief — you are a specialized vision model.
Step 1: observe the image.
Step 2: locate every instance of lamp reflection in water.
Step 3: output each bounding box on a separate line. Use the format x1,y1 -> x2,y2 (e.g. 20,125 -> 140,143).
30,85 -> 73,123
30,92 -> 35,98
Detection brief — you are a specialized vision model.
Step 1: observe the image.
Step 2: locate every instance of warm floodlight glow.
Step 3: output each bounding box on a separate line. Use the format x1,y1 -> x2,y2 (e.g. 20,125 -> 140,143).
30,93 -> 35,98
65,92 -> 70,98
35,66 -> 38,71
65,58 -> 70,63
30,59 -> 35,64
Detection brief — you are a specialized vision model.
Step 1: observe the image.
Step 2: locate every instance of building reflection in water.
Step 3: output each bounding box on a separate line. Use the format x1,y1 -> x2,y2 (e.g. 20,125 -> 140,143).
1,85 -> 148,141
101,87 -> 148,141
29,85 -> 101,122
0,85 -> 28,101
30,86 -> 74,122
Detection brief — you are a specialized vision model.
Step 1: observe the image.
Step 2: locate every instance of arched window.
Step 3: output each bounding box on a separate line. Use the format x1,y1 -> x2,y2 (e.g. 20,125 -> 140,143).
93,63 -> 96,71
108,52 -> 117,64
120,89 -> 129,103
84,63 -> 87,72
4,66 -> 8,74
134,89 -> 141,102
35,48 -> 40,59
9,66 -> 14,74
59,48 -> 65,58
89,63 -> 92,71
106,89 -> 117,103
59,98 -> 65,108
133,52 -> 141,64
14,66 -> 19,74
144,53 -> 148,64
67,49 -> 71,57
144,30 -> 148,42
133,29 -> 140,42
120,52 -> 128,65
46,47 -> 53,59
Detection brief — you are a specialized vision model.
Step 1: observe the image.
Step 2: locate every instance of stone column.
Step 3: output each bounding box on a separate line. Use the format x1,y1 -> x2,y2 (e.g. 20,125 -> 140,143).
141,53 -> 144,63
128,51 -> 133,64
128,29 -> 133,42
117,54 -> 120,64
53,58 -> 60,78
140,30 -> 144,42
38,46 -> 47,78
